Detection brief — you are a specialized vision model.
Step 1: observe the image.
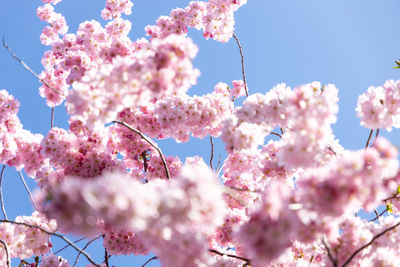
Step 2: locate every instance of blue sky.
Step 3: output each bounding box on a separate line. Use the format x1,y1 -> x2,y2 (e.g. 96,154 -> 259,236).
1,0 -> 400,266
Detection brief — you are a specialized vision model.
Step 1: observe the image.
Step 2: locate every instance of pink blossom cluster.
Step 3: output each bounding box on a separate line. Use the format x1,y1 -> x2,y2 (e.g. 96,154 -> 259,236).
40,123 -> 121,180
101,0 -> 133,20
298,137 -> 399,217
36,4 -> 68,45
112,81 -> 234,145
356,80 -> 400,131
145,0 -> 247,43
0,212 -> 56,265
66,34 -> 200,128
235,181 -> 303,266
108,123 -> 182,180
154,82 -> 234,142
40,254 -> 70,267
0,89 -> 21,163
102,225 -> 149,256
222,82 -> 339,169
42,0 -> 62,5
221,140 -> 295,210
39,160 -> 226,266
0,90 -> 47,178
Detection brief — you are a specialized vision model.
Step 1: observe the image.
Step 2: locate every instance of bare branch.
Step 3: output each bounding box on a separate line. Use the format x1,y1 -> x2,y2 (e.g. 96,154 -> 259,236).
208,248 -> 251,265
209,136 -> 214,170
232,33 -> 248,97
53,236 -> 86,254
216,155 -> 222,171
2,37 -> 61,95
112,120 -> 170,179
73,234 -> 103,267
141,256 -> 158,267
270,131 -> 282,138
0,219 -> 100,266
104,248 -> 110,267
0,166 -> 7,219
18,171 -> 37,210
341,221 -> 400,266
51,107 -> 55,129
0,239 -> 10,267
365,129 -> 373,148
322,238 -> 337,267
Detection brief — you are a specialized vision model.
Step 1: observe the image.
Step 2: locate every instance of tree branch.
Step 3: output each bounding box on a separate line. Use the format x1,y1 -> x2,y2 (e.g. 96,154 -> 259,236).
0,239 -> 10,267
209,136 -> 214,170
0,166 -> 7,220
208,248 -> 251,265
141,256 -> 158,267
232,33 -> 248,97
2,37 -> 61,95
0,219 -> 100,266
341,221 -> 400,266
53,236 -> 86,254
322,238 -> 337,267
365,129 -> 373,148
73,234 -> 103,267
51,107 -> 55,129
112,120 -> 170,179
18,171 -> 37,210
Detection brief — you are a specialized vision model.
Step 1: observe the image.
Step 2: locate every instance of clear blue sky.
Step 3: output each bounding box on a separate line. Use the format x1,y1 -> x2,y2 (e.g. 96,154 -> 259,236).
1,0 -> 400,266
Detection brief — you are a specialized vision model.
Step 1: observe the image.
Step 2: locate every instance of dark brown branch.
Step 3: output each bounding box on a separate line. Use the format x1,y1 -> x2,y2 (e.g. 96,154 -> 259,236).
112,120 -> 170,179
365,129 -> 373,148
341,222 -> 400,266
0,219 -> 100,266
104,249 -> 110,267
0,239 -> 10,267
232,33 -> 248,97
141,256 -> 158,267
322,238 -> 337,267
209,136 -> 214,170
51,107 -> 55,129
270,131 -> 282,138
0,166 -> 7,219
73,234 -> 102,267
18,171 -> 37,210
369,209 -> 387,223
209,248 -> 251,265
2,37 -> 61,95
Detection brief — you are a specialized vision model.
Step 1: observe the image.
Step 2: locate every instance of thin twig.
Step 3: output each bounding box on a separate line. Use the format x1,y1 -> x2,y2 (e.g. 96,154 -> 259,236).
365,129 -> 374,148
208,248 -> 251,265
2,37 -> 61,95
51,107 -> 55,129
216,155 -> 222,171
0,239 -> 10,267
18,171 -> 37,210
0,219 -> 100,266
104,248 -> 110,267
270,131 -> 282,138
0,166 -> 7,219
368,208 -> 387,223
73,234 -> 103,267
232,33 -> 248,97
53,236 -> 86,254
372,128 -> 380,145
341,222 -> 400,266
112,120 -> 170,179
327,146 -> 337,156
322,238 -> 337,267
209,136 -> 214,170
141,256 -> 158,267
